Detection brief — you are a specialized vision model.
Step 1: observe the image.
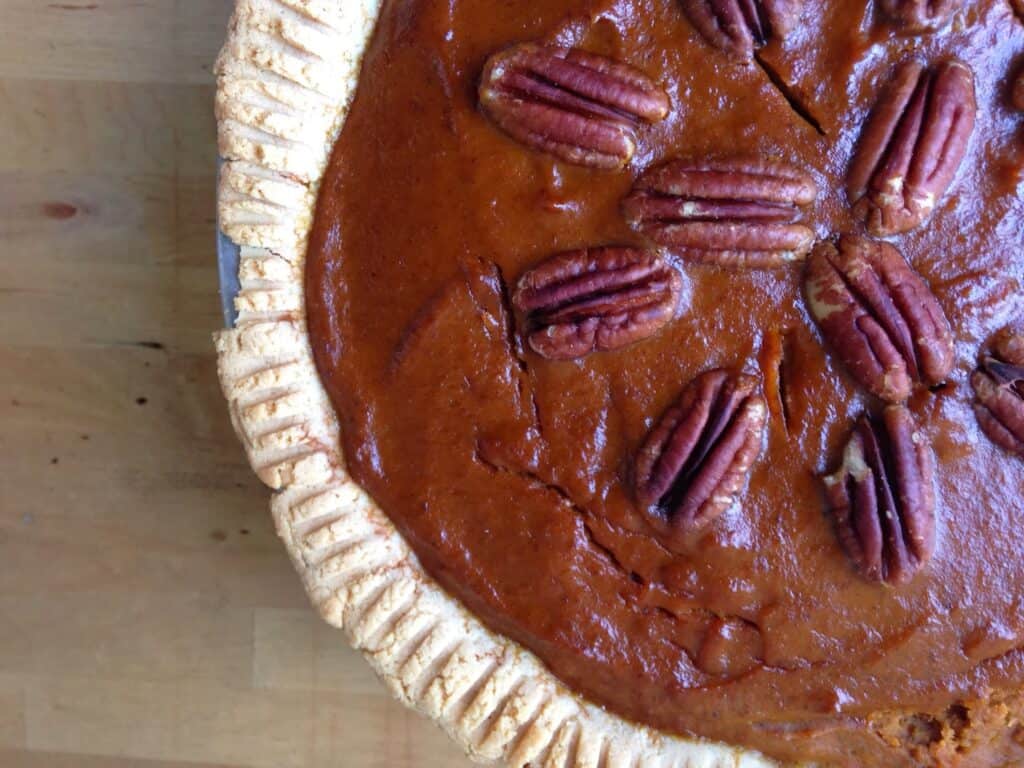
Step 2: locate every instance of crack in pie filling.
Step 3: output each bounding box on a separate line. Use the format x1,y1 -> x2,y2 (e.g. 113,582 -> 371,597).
224,0 -> 1024,764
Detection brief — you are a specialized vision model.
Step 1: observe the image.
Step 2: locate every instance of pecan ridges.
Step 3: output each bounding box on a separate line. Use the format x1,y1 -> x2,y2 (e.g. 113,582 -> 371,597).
679,0 -> 803,61
804,236 -> 954,403
879,0 -> 964,31
972,329 -> 1024,457
635,370 -> 767,542
622,157 -> 818,268
513,247 -> 683,360
825,406 -> 936,585
848,59 -> 976,236
479,43 -> 670,170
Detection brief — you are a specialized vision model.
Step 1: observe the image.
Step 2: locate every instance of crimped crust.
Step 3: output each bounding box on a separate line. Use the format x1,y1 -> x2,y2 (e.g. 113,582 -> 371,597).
214,2 -> 775,765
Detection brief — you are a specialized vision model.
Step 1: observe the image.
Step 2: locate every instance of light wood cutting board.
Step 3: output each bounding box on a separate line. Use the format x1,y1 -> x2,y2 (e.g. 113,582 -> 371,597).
0,2 -> 473,765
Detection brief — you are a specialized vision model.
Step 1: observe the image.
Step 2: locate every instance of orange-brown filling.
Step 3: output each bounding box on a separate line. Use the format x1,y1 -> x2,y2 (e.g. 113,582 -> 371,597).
306,1 -> 1024,764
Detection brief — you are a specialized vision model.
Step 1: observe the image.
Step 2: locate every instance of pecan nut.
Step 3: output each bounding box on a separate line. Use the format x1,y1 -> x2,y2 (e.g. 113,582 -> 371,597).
479,43 -> 670,170
513,247 -> 683,360
972,328 -> 1024,457
634,370 -> 767,542
824,406 -> 936,585
878,0 -> 963,31
622,157 -> 818,268
848,59 -> 976,236
679,0 -> 803,62
804,236 -> 954,403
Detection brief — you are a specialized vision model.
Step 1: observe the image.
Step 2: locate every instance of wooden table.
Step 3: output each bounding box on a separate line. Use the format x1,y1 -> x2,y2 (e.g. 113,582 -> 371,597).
0,2 -> 472,765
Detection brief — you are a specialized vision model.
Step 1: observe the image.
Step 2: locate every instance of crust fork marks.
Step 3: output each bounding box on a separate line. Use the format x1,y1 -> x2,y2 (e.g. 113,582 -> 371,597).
214,1 -> 776,766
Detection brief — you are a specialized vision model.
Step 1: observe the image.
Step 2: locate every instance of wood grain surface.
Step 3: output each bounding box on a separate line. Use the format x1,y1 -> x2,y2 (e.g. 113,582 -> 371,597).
0,2 -> 472,765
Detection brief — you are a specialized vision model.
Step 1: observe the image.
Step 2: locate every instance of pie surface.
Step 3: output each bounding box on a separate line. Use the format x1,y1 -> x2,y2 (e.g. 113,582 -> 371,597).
219,0 -> 1024,766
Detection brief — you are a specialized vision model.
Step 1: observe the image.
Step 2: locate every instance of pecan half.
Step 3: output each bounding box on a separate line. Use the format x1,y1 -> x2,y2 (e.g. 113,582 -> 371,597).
478,43 -> 670,170
679,0 -> 803,62
513,247 -> 683,360
804,236 -> 954,403
622,157 -> 818,268
848,59 -> 976,236
635,370 -> 767,541
878,0 -> 963,31
824,406 -> 936,585
972,329 -> 1024,457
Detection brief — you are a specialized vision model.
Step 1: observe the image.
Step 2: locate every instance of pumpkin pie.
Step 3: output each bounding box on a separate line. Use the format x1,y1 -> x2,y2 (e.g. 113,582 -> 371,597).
215,0 -> 1024,764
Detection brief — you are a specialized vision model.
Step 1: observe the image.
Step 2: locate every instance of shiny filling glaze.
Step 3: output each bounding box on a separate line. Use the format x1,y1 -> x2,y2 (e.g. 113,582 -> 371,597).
305,1 -> 1024,764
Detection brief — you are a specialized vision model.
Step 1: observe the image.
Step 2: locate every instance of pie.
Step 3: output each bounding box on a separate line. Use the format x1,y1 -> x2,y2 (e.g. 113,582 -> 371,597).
214,0 -> 1024,765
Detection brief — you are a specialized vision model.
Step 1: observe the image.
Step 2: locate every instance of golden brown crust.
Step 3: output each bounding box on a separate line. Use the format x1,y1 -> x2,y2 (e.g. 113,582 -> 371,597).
214,1 -> 777,765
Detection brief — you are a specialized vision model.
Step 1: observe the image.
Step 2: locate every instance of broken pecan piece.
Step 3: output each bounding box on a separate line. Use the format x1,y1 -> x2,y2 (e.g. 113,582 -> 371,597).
513,247 -> 683,360
478,43 -> 670,170
635,370 -> 767,542
972,328 -> 1024,457
878,0 -> 963,31
848,59 -> 976,236
804,236 -> 954,403
622,157 -> 818,268
679,0 -> 803,61
824,406 -> 936,585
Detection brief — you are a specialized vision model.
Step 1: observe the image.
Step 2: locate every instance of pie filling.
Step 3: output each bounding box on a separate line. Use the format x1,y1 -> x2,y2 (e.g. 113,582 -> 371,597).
305,0 -> 1024,764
